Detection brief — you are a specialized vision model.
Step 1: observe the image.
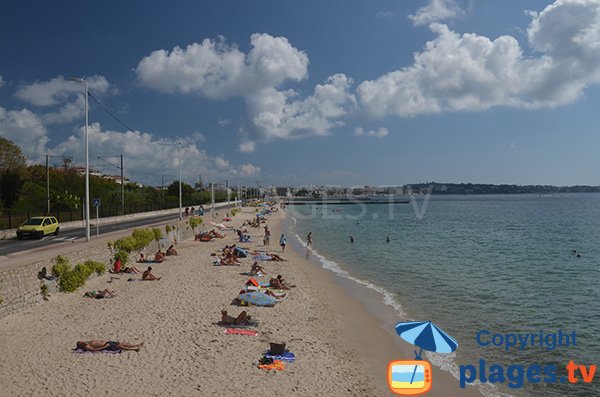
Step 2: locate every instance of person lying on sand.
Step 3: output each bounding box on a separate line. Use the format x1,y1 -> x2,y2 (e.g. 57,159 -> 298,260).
142,267 -> 161,281
264,290 -> 286,300
208,229 -> 225,239
76,340 -> 143,352
166,245 -> 178,256
220,254 -> 241,266
84,289 -> 115,299
270,275 -> 295,290
154,250 -> 165,262
250,262 -> 266,276
195,233 -> 213,242
221,310 -> 252,325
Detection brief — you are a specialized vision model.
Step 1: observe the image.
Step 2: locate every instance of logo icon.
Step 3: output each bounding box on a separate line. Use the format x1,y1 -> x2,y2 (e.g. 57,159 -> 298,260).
388,360 -> 432,395
389,320 -> 458,395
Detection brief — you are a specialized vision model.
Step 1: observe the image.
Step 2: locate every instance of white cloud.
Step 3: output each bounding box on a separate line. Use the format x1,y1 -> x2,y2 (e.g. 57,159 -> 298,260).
232,163 -> 261,177
135,33 -> 308,98
47,122 -> 254,185
0,106 -> 48,159
217,117 -> 231,127
354,126 -> 389,138
358,0 -> 600,117
409,0 -> 465,26
238,140 -> 256,153
136,34 -> 353,143
14,75 -> 113,125
248,73 -> 356,140
15,75 -> 110,107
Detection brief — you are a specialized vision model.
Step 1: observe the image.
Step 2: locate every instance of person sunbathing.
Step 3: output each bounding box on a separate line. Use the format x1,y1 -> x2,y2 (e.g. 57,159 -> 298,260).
137,253 -> 146,263
221,310 -> 252,325
166,245 -> 178,256
220,255 -> 241,266
266,253 -> 286,261
76,340 -> 143,352
122,266 -> 141,274
277,274 -> 295,288
195,233 -> 213,242
208,229 -> 225,239
154,251 -> 165,262
250,262 -> 266,276
142,267 -> 161,280
84,289 -> 115,299
270,275 -> 295,290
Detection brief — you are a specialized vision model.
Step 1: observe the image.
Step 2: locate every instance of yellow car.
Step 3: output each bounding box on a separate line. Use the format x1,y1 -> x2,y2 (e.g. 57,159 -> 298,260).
16,216 -> 60,239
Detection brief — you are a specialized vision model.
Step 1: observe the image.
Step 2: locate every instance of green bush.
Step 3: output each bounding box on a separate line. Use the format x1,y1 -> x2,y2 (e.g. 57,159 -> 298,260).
113,235 -> 136,253
165,224 -> 172,234
52,255 -> 71,278
132,229 -> 154,251
56,260 -> 106,293
188,216 -> 202,229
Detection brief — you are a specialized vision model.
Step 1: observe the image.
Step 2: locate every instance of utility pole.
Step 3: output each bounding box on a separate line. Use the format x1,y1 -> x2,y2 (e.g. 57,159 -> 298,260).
226,179 -> 230,203
161,175 -> 165,208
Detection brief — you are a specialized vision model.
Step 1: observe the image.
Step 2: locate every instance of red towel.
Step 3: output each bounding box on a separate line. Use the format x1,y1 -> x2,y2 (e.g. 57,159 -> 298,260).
224,328 -> 258,336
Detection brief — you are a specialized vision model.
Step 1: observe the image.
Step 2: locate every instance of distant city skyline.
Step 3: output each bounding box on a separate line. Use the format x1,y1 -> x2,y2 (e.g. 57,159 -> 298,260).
2,0 -> 600,186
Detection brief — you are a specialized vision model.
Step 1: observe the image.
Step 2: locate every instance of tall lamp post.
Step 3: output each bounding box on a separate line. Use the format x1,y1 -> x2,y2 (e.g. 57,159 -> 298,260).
178,140 -> 182,220
69,77 -> 90,242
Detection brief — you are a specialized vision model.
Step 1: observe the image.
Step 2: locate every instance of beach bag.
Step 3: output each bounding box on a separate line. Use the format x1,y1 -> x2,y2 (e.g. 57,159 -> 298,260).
270,342 -> 286,355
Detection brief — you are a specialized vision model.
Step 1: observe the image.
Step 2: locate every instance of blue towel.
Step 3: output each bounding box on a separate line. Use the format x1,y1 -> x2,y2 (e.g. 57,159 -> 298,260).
265,351 -> 295,362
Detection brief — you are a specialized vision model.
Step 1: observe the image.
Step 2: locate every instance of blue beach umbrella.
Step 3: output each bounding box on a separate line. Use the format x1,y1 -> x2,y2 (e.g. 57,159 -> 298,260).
237,292 -> 277,306
395,321 -> 458,384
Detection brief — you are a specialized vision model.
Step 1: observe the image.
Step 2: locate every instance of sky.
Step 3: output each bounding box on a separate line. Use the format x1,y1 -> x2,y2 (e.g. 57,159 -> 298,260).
2,0 -> 600,187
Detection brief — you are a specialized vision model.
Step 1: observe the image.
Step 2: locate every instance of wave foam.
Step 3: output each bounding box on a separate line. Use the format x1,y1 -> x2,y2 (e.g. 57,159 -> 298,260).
294,233 -> 406,317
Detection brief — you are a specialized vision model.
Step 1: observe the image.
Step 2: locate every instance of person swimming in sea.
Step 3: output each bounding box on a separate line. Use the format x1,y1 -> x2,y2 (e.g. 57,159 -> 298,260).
386,236 -> 390,243
349,235 -> 354,244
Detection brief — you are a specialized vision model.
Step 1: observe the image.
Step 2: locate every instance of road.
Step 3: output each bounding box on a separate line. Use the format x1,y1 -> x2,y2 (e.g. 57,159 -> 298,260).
0,208 -> 228,257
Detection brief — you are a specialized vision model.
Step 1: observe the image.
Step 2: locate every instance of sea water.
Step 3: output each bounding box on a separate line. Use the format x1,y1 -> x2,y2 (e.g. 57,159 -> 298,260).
286,194 -> 600,397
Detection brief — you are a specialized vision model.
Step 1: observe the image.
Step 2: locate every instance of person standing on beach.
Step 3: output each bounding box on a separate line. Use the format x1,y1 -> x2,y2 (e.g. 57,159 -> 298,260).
350,235 -> 354,244
306,232 -> 312,247
280,234 -> 287,253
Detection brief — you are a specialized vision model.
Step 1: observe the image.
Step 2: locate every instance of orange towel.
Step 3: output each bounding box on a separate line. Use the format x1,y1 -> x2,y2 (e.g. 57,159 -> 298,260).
245,278 -> 259,287
258,360 -> 285,371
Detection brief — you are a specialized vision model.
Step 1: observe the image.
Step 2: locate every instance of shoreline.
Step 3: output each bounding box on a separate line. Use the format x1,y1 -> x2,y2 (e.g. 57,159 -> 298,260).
282,210 -> 484,396
0,206 -> 481,396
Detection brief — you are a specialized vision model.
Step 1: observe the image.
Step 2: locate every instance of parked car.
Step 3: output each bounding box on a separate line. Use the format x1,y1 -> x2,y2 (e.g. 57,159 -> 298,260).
16,216 -> 60,239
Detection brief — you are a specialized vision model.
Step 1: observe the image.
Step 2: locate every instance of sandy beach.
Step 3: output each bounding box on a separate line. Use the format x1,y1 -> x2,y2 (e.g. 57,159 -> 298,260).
0,206 -> 482,396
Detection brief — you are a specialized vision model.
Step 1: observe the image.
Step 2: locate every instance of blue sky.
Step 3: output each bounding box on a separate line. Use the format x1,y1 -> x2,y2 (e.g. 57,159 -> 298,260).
2,0 -> 600,187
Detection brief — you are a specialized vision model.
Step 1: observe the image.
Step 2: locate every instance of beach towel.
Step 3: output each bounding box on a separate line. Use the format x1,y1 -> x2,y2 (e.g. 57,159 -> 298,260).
224,328 -> 259,336
259,281 -> 270,287
258,360 -> 285,371
72,348 -> 122,354
234,247 -> 248,258
245,278 -> 259,287
265,351 -> 295,362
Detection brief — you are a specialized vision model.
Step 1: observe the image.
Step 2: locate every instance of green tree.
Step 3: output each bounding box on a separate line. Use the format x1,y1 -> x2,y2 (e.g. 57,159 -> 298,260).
0,138 -> 28,209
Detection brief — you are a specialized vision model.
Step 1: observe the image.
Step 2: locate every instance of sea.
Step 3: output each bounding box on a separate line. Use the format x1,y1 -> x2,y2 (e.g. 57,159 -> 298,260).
284,194 -> 600,397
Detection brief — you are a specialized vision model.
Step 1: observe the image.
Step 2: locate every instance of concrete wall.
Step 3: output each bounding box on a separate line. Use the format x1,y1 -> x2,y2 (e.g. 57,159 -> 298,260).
0,210 -> 209,319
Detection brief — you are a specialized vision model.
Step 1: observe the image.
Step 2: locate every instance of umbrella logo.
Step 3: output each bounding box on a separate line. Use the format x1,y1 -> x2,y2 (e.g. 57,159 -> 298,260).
388,321 -> 458,395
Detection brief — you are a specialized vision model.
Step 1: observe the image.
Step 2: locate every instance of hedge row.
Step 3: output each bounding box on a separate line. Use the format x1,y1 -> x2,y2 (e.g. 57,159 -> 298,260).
51,256 -> 106,293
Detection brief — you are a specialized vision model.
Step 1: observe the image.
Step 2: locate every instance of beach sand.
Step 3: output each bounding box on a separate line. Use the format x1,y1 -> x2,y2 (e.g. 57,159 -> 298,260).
0,207 -> 481,396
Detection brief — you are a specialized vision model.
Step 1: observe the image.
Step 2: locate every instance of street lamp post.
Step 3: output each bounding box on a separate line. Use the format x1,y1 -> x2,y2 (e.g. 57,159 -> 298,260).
69,77 -> 90,242
178,140 -> 182,220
